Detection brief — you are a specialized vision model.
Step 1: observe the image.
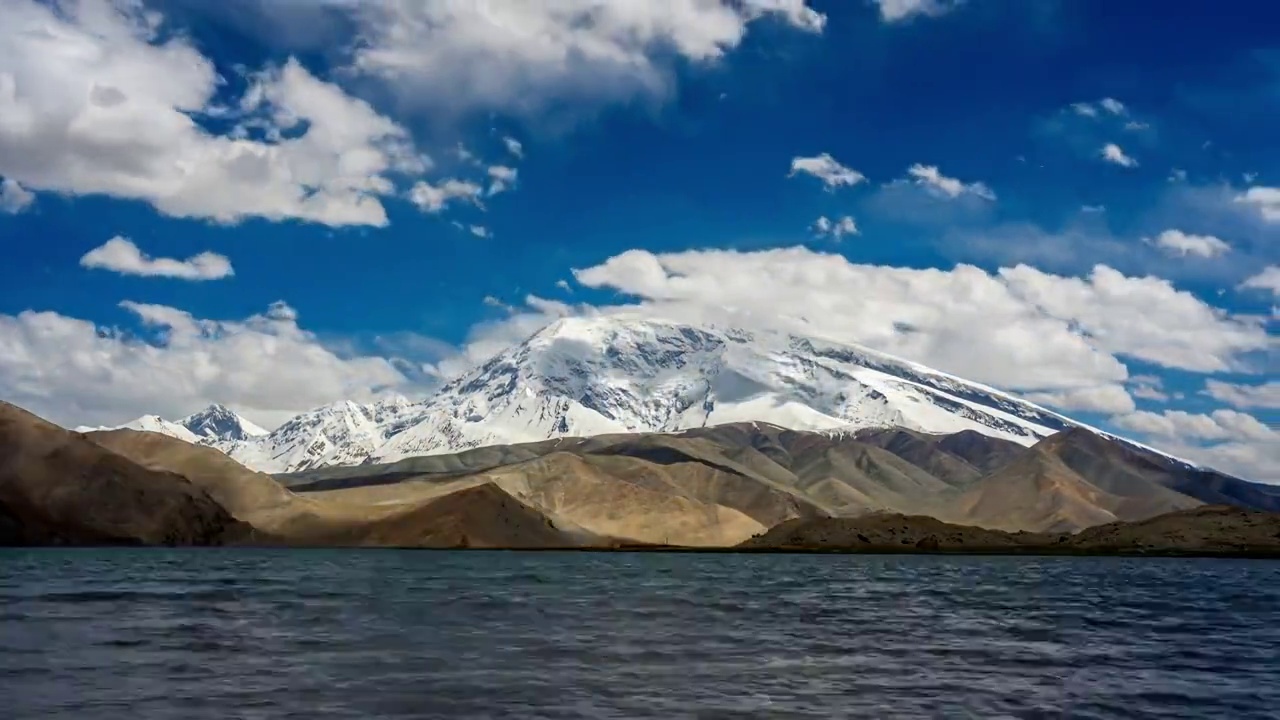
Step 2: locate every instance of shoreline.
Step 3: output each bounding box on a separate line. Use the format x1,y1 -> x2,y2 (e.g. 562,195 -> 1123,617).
8,543 -> 1280,559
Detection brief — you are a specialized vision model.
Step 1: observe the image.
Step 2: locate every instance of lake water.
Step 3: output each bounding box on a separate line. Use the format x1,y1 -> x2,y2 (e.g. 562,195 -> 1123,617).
2,550 -> 1279,719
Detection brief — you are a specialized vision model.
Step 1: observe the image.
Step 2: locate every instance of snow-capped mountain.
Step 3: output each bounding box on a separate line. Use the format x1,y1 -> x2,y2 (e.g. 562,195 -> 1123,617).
79,315 -> 1109,474
75,414 -> 201,443
209,397 -> 423,473
181,404 -> 268,441
366,315 -> 1076,464
76,404 -> 267,446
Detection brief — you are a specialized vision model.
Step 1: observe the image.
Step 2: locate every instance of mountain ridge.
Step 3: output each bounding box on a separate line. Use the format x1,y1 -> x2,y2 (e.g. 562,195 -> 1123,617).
73,315 -> 1223,480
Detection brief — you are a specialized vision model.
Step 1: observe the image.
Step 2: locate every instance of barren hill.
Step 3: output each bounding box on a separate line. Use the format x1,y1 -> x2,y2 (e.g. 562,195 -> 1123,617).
0,402 -> 241,546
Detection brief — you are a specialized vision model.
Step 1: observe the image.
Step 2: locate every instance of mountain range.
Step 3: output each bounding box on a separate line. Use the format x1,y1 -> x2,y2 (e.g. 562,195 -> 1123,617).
6,396 -> 1279,550
17,313 -> 1272,550
77,315 -> 1206,480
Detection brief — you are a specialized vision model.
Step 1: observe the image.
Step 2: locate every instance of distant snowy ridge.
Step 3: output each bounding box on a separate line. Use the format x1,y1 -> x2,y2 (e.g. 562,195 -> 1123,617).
76,315 -> 1194,475
76,403 -> 267,446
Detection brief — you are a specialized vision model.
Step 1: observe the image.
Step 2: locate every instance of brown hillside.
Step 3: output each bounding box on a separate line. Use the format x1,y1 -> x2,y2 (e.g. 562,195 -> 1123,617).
0,402 -> 240,546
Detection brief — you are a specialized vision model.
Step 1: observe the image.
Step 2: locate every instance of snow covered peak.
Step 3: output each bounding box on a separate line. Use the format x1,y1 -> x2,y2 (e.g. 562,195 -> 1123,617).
76,414 -> 200,443
370,315 -> 1077,464
180,404 -> 268,441
95,314 -> 1107,474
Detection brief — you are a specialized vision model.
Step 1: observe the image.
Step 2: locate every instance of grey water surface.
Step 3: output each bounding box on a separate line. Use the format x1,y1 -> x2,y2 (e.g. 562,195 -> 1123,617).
2,549 -> 1278,719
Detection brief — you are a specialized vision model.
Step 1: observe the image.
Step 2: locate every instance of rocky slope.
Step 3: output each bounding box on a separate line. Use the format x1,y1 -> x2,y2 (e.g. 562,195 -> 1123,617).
282,421 -> 1273,537
5,399 -> 1279,550
0,402 -> 243,546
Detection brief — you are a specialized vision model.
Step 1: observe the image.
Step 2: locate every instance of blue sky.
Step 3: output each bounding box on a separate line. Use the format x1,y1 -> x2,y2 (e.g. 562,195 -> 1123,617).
0,0 -> 1276,480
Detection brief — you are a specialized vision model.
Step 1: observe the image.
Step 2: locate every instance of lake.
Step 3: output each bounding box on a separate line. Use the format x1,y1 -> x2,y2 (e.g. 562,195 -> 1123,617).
2,550 -> 1278,718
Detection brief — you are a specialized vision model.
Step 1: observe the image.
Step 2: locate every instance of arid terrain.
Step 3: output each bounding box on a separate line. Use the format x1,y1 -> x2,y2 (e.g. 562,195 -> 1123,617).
2,399 -> 1279,555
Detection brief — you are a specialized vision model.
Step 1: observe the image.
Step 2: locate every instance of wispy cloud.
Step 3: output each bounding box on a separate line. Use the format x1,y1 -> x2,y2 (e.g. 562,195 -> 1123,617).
789,153 -> 866,191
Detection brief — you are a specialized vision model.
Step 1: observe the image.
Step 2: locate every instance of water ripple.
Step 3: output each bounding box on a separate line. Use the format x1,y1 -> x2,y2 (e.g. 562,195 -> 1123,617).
2,550 -> 1279,718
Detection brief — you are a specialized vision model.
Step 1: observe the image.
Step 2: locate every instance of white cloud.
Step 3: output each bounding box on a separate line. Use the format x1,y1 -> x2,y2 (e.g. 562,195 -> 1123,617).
338,0 -> 824,117
0,177 -> 34,213
1127,374 -> 1169,402
1081,205 -> 1106,213
555,279 -> 572,292
1169,168 -> 1188,182
1235,186 -> 1280,222
1021,385 -> 1136,414
1113,409 -> 1274,443
1148,229 -> 1231,258
1072,103 -> 1099,118
79,236 -> 233,281
1098,97 -> 1126,115
409,179 -> 484,213
1101,143 -> 1138,168
1239,266 -> 1280,296
0,1 -> 428,227
1164,439 -> 1279,484
503,136 -> 524,159
789,153 -> 866,190
0,300 -> 409,429
905,164 -> 996,200
873,0 -> 964,22
1204,379 -> 1280,410
565,248 -> 1269,392
997,264 -> 1269,374
1132,385 -> 1169,402
1125,120 -> 1150,131
1070,98 -> 1126,118
811,215 -> 859,239
1111,407 -> 1278,482
487,165 -> 518,196
469,225 -> 491,239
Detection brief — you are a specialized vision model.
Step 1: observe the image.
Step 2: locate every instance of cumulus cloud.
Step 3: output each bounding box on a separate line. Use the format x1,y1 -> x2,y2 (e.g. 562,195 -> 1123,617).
469,225 -> 491,239
409,179 -> 484,213
905,164 -> 996,200
997,264 -> 1268,374
811,215 -> 859,239
503,136 -> 524,159
0,177 -> 34,213
333,0 -> 824,117
1113,408 -> 1274,443
1111,407 -> 1278,482
0,0 -> 428,227
1021,385 -> 1136,415
565,248 -> 1269,391
789,153 -> 866,190
1235,186 -> 1280,222
79,236 -> 233,281
1239,266 -> 1280,296
1204,379 -> 1280,409
1101,143 -> 1138,168
1148,229 -> 1231,258
873,0 -> 964,22
0,300 -> 410,429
